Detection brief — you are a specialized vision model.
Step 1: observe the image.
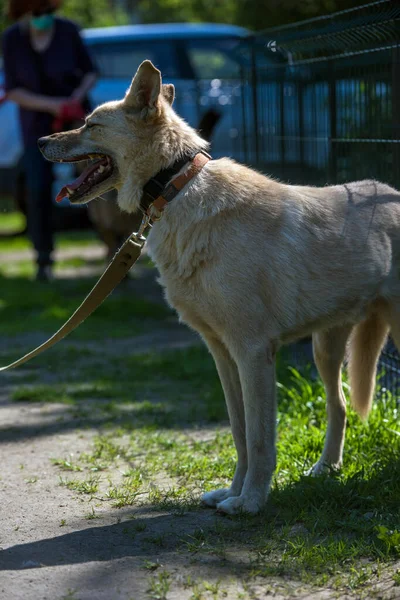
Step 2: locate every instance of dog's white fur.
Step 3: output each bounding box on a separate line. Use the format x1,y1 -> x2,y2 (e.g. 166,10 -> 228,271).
40,61 -> 400,514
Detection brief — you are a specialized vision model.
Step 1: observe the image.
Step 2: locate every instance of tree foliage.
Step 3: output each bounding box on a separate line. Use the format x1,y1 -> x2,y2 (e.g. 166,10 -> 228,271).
62,0 -> 129,28
137,0 -> 369,31
0,0 -> 128,34
0,0 -> 374,36
137,0 -> 237,26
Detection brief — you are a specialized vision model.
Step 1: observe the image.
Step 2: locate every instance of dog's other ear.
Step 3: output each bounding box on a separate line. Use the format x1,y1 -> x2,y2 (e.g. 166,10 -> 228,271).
162,84 -> 175,106
125,60 -> 161,116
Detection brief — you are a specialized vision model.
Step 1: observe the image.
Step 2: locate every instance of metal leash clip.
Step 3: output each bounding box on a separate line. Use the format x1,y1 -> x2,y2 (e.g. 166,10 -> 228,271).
131,213 -> 151,245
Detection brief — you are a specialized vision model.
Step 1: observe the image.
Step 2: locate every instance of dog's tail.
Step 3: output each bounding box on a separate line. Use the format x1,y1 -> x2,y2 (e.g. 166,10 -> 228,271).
347,313 -> 388,419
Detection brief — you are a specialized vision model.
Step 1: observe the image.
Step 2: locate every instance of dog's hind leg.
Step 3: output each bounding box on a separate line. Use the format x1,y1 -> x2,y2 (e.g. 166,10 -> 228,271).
216,338 -> 277,515
200,334 -> 247,507
311,324 -> 353,475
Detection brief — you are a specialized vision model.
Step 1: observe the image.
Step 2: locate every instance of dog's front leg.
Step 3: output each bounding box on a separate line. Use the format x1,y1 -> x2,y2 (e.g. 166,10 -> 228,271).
216,342 -> 277,515
200,335 -> 247,507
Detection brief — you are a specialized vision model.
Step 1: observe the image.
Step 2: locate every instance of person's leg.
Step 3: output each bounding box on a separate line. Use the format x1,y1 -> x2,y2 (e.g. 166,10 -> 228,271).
23,144 -> 54,275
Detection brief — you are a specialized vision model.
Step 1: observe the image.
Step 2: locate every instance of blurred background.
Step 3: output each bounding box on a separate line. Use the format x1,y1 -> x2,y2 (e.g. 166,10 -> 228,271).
0,7 -> 399,590
0,0 -> 399,394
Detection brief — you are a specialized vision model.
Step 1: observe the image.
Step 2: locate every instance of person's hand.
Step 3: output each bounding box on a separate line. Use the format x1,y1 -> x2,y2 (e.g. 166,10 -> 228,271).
51,100 -> 86,133
70,89 -> 85,104
47,97 -> 69,116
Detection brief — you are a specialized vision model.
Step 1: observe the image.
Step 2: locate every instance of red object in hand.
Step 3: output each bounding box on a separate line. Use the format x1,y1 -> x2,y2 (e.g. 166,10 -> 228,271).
0,85 -> 7,105
52,100 -> 85,132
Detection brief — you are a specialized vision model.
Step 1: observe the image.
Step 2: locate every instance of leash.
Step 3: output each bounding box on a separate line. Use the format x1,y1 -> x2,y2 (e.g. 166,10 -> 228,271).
0,223 -> 148,372
0,150 -> 211,372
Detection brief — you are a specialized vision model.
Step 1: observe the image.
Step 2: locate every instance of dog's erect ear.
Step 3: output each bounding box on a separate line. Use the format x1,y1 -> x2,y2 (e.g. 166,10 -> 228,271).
162,84 -> 175,106
124,60 -> 161,115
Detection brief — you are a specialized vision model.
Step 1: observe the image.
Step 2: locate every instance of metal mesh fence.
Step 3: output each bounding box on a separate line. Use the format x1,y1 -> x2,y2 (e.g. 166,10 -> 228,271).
286,336 -> 400,401
241,0 -> 400,398
246,0 -> 400,187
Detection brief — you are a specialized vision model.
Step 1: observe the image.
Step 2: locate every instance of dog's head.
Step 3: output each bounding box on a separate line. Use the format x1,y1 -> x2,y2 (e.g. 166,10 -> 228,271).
39,60 -> 208,212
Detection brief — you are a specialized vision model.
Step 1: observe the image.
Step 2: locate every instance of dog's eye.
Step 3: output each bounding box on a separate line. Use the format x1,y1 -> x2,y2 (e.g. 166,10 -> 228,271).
86,123 -> 99,130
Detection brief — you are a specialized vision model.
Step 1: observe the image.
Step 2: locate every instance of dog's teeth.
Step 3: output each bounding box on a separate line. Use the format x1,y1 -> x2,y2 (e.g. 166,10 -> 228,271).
66,187 -> 74,194
98,165 -> 105,173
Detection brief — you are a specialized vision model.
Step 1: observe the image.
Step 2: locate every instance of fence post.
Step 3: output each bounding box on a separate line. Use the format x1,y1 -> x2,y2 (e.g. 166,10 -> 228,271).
240,62 -> 248,165
280,78 -> 285,175
393,44 -> 400,189
328,67 -> 337,184
251,40 -> 260,166
298,81 -> 304,178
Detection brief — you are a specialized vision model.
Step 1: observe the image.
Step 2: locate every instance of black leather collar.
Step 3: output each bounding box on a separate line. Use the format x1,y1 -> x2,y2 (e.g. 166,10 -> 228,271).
140,150 -> 211,214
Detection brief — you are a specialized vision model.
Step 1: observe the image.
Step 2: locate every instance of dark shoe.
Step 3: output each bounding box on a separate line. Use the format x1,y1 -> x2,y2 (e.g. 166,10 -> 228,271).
36,265 -> 53,282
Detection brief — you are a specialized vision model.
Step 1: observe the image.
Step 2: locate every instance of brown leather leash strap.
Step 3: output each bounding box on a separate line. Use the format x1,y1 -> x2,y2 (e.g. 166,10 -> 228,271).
0,231 -> 146,372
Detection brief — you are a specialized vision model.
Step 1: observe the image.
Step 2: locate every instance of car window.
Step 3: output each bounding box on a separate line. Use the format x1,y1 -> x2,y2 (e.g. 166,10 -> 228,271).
186,39 -> 244,79
89,41 -> 179,79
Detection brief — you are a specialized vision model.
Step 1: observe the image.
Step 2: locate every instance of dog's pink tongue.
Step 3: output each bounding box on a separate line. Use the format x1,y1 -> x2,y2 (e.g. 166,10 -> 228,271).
55,161 -> 104,203
56,186 -> 69,203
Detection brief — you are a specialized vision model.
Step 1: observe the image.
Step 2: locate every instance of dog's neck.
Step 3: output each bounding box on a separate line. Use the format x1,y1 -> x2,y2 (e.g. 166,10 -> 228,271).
117,109 -> 210,214
139,149 -> 211,215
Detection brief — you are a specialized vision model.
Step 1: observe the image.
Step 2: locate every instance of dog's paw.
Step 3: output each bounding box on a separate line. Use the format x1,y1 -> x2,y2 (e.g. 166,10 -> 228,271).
307,460 -> 342,477
216,493 -> 265,515
201,488 -> 232,508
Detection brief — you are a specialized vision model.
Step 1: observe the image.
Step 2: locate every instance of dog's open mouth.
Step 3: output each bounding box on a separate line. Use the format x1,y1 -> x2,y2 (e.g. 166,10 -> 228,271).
56,154 -> 114,203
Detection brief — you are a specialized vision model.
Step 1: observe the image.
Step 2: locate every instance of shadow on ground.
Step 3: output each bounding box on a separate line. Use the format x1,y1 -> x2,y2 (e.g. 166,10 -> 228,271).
1,458 -> 399,582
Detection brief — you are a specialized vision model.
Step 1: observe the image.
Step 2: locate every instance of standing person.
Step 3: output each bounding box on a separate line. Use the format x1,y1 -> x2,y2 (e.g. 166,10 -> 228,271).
2,0 -> 97,281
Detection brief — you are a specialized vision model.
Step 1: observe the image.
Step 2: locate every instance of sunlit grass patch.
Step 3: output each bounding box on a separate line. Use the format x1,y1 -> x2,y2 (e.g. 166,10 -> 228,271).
0,274 -> 172,338
0,255 -> 107,278
12,384 -> 74,404
0,224 -> 99,253
106,470 -> 144,508
51,457 -> 83,472
0,234 -> 80,254
0,210 -> 26,233
59,474 -> 101,495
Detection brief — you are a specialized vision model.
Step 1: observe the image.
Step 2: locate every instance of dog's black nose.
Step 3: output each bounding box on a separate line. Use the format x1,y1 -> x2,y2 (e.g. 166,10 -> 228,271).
37,137 -> 48,151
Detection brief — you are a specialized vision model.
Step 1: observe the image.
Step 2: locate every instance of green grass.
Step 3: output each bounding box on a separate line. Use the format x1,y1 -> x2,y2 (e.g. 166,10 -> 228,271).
0,210 -> 26,233
7,345 -> 227,425
0,214 -> 99,253
0,256 -> 102,278
0,228 -> 172,340
0,232 -> 99,253
147,570 -> 171,600
0,273 -> 172,340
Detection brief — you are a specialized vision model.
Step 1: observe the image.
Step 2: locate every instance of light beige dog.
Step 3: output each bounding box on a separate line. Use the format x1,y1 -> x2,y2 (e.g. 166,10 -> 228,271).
39,60 -> 400,515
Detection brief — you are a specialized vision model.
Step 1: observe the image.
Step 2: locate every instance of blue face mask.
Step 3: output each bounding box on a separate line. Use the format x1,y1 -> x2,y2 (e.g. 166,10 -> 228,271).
31,13 -> 54,31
